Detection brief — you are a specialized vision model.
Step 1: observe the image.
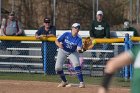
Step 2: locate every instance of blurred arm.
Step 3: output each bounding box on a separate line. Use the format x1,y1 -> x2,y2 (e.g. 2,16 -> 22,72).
98,51 -> 133,93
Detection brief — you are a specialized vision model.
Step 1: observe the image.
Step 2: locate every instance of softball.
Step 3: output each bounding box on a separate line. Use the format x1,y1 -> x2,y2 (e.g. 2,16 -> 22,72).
92,40 -> 96,45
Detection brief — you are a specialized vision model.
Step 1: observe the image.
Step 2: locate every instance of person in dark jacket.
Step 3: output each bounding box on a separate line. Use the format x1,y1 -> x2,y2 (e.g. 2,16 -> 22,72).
89,10 -> 110,59
90,10 -> 110,38
35,17 -> 56,74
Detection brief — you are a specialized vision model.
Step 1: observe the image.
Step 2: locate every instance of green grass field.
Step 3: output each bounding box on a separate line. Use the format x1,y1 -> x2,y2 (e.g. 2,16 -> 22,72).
0,72 -> 130,88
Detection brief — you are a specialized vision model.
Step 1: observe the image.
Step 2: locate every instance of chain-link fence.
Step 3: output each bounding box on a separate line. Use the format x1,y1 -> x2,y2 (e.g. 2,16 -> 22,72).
63,43 -> 125,77
0,40 -> 43,73
0,36 -> 130,78
0,40 -> 57,74
1,34 -> 139,91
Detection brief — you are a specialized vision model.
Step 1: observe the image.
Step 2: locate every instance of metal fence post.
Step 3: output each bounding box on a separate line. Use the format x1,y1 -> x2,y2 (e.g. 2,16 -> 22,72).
124,33 -> 129,80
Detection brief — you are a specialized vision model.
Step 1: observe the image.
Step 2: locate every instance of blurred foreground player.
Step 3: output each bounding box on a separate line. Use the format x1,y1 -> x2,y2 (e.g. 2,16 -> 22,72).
98,45 -> 140,93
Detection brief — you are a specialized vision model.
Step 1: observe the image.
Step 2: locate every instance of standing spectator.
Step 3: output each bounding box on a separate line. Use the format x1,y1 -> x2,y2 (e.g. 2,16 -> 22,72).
89,10 -> 110,58
35,17 -> 56,74
1,11 -> 23,36
123,20 -> 139,36
90,10 -> 110,38
0,11 -> 24,48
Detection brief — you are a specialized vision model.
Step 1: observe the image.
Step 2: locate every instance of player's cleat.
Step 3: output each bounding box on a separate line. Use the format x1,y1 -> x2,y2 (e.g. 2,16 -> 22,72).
57,81 -> 68,87
79,82 -> 85,88
65,83 -> 72,87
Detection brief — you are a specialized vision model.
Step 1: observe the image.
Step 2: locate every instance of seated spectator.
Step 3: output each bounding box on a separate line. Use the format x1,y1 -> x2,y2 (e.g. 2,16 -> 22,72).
122,20 -> 139,36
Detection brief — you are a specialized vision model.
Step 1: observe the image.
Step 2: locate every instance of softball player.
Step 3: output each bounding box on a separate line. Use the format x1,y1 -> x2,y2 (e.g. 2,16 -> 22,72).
98,45 -> 140,93
55,23 -> 85,88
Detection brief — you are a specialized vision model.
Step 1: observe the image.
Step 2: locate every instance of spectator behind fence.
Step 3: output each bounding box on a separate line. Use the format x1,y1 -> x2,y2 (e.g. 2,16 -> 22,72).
0,11 -> 24,48
1,11 -> 23,36
118,20 -> 139,56
122,20 -> 139,36
35,17 -> 57,74
90,10 -> 110,38
89,10 -> 110,58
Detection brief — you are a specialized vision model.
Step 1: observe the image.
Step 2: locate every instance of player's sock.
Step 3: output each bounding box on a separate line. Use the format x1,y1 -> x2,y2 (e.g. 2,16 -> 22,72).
75,66 -> 84,82
57,70 -> 67,82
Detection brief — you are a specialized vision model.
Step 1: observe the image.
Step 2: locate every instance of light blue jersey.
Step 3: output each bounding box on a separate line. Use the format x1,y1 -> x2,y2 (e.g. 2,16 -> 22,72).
57,32 -> 82,53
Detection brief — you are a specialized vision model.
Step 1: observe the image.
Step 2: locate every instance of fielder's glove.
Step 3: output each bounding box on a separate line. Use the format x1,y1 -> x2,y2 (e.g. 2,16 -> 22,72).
83,37 -> 96,51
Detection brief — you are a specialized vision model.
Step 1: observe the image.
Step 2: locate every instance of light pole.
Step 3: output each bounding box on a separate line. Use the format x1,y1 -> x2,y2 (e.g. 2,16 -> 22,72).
53,0 -> 56,26
92,0 -> 95,20
130,0 -> 132,24
12,0 -> 15,12
96,0 -> 98,11
0,0 -> 1,24
136,0 -> 139,24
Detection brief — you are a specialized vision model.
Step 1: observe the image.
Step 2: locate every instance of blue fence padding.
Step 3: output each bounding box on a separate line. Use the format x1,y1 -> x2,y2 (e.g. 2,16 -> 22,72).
43,41 -> 47,74
124,34 -> 129,80
42,41 -> 57,75
129,40 -> 133,79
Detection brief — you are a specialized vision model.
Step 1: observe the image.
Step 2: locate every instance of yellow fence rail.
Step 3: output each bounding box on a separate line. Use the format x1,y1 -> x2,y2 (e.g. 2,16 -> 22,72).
0,36 -> 140,43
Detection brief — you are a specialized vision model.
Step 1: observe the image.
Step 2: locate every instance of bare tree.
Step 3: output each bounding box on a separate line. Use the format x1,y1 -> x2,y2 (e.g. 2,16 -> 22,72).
2,0 -> 140,30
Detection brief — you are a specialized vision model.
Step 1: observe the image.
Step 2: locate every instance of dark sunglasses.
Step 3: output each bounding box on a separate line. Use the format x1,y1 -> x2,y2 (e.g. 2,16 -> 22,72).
72,27 -> 80,30
45,22 -> 50,24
